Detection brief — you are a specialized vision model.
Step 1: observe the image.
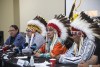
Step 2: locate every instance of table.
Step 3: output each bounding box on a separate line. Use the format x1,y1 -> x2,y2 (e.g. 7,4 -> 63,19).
0,49 -> 77,67
2,56 -> 77,67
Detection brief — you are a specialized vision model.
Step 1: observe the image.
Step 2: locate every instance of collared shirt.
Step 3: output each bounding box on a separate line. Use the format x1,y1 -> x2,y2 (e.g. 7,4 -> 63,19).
32,32 -> 45,49
10,36 -> 16,45
24,32 -> 46,49
59,37 -> 96,64
4,33 -> 25,49
39,38 -> 67,58
22,32 -> 46,54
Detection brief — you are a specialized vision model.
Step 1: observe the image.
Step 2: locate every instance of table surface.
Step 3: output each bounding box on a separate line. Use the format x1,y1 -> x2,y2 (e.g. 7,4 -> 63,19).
0,50 -> 77,67
2,56 -> 77,67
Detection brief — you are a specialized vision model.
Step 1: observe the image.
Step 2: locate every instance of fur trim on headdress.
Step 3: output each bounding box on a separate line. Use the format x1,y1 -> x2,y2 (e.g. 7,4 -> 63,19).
27,20 -> 46,37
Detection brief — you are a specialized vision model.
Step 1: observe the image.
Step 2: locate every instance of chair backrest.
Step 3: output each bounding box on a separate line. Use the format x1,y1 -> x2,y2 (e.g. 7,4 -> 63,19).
0,31 -> 4,46
20,32 -> 26,38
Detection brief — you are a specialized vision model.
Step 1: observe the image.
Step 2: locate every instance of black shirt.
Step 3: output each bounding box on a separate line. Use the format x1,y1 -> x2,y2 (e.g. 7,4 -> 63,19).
94,45 -> 100,64
9,33 -> 18,45
10,36 -> 16,45
94,38 -> 100,64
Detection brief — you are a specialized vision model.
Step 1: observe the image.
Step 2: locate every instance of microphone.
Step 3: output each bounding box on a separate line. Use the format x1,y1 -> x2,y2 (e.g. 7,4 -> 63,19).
24,43 -> 28,48
0,49 -> 3,52
22,43 -> 36,55
14,48 -> 19,54
30,43 -> 37,51
0,49 -> 3,57
8,48 -> 19,58
2,45 -> 15,52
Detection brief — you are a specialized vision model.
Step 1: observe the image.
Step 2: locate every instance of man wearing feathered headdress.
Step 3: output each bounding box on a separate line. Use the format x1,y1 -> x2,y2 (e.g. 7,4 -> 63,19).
78,17 -> 100,67
22,16 -> 47,54
58,12 -> 100,64
34,14 -> 68,58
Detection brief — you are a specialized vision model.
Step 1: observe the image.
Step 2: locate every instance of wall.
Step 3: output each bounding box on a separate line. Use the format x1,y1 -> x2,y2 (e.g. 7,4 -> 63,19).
0,0 -> 65,41
0,0 -> 1,30
19,0 -> 65,32
1,0 -> 99,41
0,0 -> 14,42
65,0 -> 100,17
0,0 -> 65,42
13,0 -> 20,28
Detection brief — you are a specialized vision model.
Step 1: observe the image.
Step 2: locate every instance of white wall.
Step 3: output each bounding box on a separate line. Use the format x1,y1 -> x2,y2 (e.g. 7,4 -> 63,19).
77,0 -> 100,13
65,0 -> 100,17
1,0 -> 99,41
0,0 -> 65,42
0,0 -> 1,30
0,0 -> 14,41
13,0 -> 20,28
19,0 -> 65,32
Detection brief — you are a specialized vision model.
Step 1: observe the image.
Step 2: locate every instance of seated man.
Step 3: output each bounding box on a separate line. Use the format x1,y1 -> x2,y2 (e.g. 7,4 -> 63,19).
78,20 -> 100,67
57,12 -> 97,64
34,14 -> 68,58
22,16 -> 47,54
78,56 -> 100,67
78,38 -> 100,67
4,25 -> 25,51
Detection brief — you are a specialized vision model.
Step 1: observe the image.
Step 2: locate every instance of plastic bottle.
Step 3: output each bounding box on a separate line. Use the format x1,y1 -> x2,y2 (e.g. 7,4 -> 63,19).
30,55 -> 34,66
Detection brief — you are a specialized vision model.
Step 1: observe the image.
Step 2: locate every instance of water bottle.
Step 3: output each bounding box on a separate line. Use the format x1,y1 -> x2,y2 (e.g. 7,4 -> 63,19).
30,55 -> 34,66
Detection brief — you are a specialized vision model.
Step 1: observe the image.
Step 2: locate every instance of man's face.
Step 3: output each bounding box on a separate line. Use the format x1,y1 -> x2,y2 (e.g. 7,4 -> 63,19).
26,29 -> 36,38
47,27 -> 55,39
8,27 -> 18,37
71,31 -> 82,42
26,29 -> 33,38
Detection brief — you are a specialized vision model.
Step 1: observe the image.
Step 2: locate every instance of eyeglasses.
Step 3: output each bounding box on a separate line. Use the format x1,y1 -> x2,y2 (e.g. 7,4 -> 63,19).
26,29 -> 32,32
71,31 -> 82,36
8,30 -> 16,32
46,28 -> 54,32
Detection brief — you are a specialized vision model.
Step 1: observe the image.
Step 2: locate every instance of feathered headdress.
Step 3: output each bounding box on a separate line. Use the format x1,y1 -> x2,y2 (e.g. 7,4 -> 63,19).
47,14 -> 68,41
27,16 -> 47,37
70,11 -> 100,41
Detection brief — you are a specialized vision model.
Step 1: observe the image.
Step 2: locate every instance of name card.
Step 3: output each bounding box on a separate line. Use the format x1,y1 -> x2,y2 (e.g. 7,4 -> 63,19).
3,55 -> 8,59
17,59 -> 25,67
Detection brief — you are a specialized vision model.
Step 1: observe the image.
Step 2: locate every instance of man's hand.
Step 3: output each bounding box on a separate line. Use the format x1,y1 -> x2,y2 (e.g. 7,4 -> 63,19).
78,63 -> 100,67
55,55 -> 60,60
78,63 -> 89,67
2,45 -> 9,48
13,46 -> 18,51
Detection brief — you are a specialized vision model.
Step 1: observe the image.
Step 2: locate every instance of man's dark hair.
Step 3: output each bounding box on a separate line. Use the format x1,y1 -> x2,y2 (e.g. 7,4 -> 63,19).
10,25 -> 19,33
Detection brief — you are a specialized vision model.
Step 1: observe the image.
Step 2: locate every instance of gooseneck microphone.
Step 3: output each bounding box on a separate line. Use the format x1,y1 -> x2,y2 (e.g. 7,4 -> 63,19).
30,43 -> 36,51
24,43 -> 28,48
8,47 -> 20,58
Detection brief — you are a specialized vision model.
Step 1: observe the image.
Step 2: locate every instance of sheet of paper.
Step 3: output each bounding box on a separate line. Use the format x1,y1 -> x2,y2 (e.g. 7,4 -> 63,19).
15,56 -> 28,59
17,59 -> 25,67
34,61 -> 50,67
